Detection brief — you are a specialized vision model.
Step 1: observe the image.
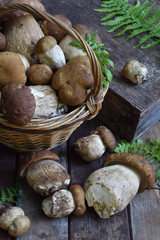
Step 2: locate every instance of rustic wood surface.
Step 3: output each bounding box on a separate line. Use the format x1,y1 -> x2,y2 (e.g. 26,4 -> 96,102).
0,0 -> 160,239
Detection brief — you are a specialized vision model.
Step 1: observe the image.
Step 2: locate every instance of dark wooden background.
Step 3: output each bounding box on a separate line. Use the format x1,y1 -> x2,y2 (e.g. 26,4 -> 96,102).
0,0 -> 160,239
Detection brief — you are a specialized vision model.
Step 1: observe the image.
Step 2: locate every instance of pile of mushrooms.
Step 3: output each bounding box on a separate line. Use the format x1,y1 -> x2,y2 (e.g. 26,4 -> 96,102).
18,150 -> 86,218
0,0 -> 102,126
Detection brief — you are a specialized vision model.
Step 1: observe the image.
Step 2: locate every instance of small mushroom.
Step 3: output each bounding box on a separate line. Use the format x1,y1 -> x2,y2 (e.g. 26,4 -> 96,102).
84,152 -> 155,219
40,14 -> 72,43
42,189 -> 75,218
1,82 -> 36,126
74,126 -> 116,161
27,64 -> 53,85
18,150 -> 71,196
0,203 -> 30,237
51,56 -> 94,106
122,59 -> 148,84
34,36 -> 66,69
0,51 -> 27,90
69,184 -> 86,216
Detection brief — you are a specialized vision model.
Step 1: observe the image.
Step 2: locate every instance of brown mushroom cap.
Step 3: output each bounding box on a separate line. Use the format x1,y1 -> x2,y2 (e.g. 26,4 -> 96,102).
40,14 -> 72,43
73,24 -> 101,43
0,0 -> 46,20
34,36 -> 57,54
0,51 -> 27,90
1,82 -> 35,126
26,64 -> 53,85
18,150 -> 60,177
91,126 -> 116,152
102,152 -> 155,192
51,56 -> 94,106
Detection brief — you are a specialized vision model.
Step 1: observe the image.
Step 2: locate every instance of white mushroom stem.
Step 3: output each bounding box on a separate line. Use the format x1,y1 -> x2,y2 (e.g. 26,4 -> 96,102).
18,54 -> 30,72
84,164 -> 141,219
59,35 -> 86,60
38,44 -> 66,69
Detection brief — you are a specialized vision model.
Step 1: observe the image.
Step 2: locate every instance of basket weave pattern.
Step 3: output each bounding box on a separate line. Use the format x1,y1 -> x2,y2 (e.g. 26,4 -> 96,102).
0,3 -> 109,152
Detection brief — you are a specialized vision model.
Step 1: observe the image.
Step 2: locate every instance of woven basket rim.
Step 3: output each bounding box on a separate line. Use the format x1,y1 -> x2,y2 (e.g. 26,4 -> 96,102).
0,3 -> 109,133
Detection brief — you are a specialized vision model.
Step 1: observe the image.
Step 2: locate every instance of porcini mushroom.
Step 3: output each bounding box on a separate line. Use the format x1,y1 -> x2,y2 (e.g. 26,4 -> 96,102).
0,203 -> 30,237
1,0 -> 46,64
74,126 -> 116,161
51,56 -> 94,106
40,14 -> 72,43
84,152 -> 155,219
18,150 -> 71,196
1,82 -> 36,126
27,64 -> 53,85
0,51 -> 27,90
42,189 -> 75,218
122,59 -> 148,84
34,36 -> 66,69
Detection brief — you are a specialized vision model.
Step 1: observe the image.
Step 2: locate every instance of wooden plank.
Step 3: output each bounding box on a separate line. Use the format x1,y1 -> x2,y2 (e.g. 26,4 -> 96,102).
18,143 -> 69,240
129,121 -> 160,240
0,144 -> 17,240
68,118 -> 131,240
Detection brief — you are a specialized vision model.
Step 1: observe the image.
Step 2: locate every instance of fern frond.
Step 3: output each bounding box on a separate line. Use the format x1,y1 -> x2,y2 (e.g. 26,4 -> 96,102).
0,178 -> 23,205
115,138 -> 160,186
94,0 -> 160,48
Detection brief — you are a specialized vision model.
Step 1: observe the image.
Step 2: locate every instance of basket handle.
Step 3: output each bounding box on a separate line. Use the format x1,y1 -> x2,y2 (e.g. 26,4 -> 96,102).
0,3 -> 108,118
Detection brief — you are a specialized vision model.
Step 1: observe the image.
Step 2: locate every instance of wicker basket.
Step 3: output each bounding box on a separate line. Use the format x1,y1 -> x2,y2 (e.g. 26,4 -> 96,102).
0,3 -> 109,152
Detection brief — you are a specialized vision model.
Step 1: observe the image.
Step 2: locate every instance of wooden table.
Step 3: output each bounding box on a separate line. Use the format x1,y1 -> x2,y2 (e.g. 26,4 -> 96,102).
0,0 -> 160,239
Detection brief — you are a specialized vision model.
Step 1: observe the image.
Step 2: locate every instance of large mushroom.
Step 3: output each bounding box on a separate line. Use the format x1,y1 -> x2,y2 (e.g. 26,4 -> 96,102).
51,56 -> 94,106
84,152 -> 155,219
0,0 -> 45,64
18,150 -> 71,196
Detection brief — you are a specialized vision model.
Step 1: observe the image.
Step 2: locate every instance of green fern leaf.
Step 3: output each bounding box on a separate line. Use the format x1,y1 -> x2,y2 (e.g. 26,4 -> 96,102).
141,39 -> 160,48
115,138 -> 160,186
0,178 -> 23,205
139,2 -> 156,23
106,19 -> 134,32
114,23 -> 142,37
94,0 -> 160,48
100,11 -> 125,21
